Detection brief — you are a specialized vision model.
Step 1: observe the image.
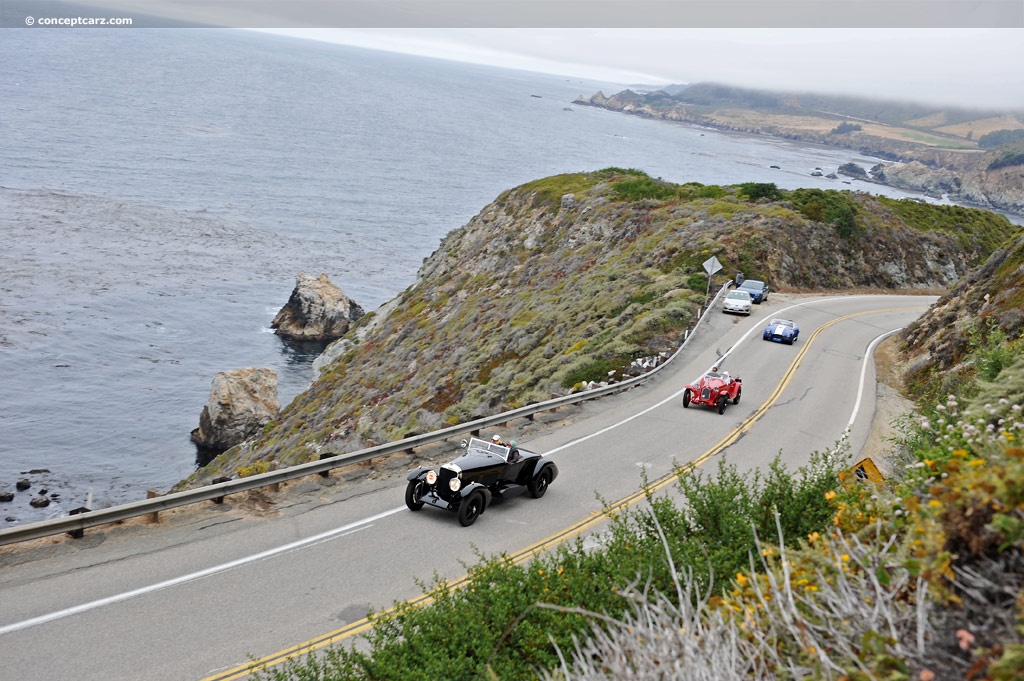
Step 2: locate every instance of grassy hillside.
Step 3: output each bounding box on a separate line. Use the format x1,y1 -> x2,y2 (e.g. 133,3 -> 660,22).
183,170 -> 1018,487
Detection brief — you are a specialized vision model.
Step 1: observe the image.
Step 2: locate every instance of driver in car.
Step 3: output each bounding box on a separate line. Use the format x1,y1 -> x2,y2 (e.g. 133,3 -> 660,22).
492,434 -> 521,462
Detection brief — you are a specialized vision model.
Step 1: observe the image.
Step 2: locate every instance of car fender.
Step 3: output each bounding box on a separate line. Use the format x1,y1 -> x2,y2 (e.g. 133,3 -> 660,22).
459,482 -> 491,509
406,467 -> 431,482
532,460 -> 559,485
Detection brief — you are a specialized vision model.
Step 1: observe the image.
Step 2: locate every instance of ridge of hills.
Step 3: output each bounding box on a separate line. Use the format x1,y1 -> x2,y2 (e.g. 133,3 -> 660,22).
574,82 -> 1024,215
183,169 -> 1020,487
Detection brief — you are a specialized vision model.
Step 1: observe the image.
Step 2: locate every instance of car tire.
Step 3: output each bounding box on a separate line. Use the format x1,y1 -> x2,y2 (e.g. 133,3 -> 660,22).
682,390 -> 691,408
457,492 -> 485,527
718,396 -> 728,414
529,467 -> 553,498
733,389 -> 741,405
405,479 -> 425,511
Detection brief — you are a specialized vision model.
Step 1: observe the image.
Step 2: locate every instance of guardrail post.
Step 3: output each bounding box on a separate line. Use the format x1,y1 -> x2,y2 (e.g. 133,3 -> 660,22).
67,488 -> 94,538
319,452 -> 334,478
146,489 -> 161,523
211,477 -> 231,504
67,507 -> 88,538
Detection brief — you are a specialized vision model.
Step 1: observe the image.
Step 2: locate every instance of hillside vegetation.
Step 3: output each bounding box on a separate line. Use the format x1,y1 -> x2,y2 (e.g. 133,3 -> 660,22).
185,169 -> 1018,487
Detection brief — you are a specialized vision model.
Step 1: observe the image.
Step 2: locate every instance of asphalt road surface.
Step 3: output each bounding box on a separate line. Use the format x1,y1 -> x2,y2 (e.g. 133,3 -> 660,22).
0,292 -> 934,681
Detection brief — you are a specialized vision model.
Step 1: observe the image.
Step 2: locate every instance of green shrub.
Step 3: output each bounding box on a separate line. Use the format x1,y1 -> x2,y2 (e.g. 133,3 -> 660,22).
829,121 -> 862,134
736,182 -> 780,201
612,176 -> 678,201
977,129 -> 1024,148
988,152 -> 1024,170
695,184 -> 726,199
788,188 -> 862,239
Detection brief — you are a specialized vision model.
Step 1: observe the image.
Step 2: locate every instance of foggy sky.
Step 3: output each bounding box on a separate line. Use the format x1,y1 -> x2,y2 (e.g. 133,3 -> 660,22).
264,28 -> 1024,111
9,0 -> 1023,110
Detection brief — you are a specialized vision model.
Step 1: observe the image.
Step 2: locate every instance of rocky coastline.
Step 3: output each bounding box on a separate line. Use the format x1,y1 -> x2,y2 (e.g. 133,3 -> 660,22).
573,87 -> 1024,217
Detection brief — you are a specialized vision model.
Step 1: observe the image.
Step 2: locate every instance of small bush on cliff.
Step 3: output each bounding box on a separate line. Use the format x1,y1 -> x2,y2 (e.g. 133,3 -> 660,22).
829,121 -> 863,134
736,182 -> 780,201
788,188 -> 863,239
612,175 -> 679,201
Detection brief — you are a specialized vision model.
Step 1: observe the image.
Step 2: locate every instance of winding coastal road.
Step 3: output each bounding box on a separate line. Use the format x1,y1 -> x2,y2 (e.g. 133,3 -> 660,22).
0,293 -> 933,681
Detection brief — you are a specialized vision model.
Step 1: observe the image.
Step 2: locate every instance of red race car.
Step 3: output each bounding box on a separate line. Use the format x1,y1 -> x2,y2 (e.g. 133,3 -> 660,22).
683,367 -> 742,414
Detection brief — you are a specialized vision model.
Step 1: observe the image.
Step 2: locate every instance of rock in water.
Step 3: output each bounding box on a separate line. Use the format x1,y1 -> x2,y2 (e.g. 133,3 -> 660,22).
191,368 -> 280,453
271,272 -> 365,341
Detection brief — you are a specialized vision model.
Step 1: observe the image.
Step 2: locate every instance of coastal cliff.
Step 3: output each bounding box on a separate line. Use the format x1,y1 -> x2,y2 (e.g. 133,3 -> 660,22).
576,83 -> 1024,214
181,170 -> 1019,487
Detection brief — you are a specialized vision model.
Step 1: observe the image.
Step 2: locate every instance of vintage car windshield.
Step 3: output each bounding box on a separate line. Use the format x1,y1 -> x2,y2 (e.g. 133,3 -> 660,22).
466,437 -> 511,459
769,318 -> 794,328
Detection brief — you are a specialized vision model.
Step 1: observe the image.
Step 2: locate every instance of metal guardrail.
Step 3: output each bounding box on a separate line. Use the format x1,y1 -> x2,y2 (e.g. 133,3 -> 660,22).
0,283 -> 734,546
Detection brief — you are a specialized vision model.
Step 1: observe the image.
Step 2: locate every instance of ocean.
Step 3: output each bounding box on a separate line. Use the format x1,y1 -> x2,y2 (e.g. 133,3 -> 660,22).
0,28 -> 949,524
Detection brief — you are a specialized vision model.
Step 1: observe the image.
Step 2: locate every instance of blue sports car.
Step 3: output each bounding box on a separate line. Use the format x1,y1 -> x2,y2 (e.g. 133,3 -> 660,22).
737,279 -> 770,303
763,318 -> 799,344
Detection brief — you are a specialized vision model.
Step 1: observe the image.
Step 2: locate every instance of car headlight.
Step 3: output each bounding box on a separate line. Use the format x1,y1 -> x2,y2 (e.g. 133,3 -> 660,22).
426,470 -> 437,485
449,477 -> 462,492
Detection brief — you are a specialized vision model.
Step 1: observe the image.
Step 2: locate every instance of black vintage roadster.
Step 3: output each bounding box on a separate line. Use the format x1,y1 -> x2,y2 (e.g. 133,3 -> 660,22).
404,436 -> 558,526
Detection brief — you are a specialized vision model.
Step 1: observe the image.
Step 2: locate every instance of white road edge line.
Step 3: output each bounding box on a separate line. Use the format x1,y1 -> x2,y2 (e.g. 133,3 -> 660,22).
847,327 -> 904,433
0,507 -> 403,636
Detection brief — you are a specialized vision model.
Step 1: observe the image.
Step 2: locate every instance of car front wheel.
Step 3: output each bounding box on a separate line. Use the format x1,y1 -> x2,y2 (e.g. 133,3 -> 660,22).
718,396 -> 728,414
405,479 -> 425,511
733,389 -> 741,405
682,390 -> 691,408
458,492 -> 485,527
529,467 -> 553,498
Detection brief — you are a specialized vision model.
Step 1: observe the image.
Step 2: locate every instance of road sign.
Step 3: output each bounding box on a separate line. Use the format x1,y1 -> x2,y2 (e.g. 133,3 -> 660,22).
703,256 -> 722,276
